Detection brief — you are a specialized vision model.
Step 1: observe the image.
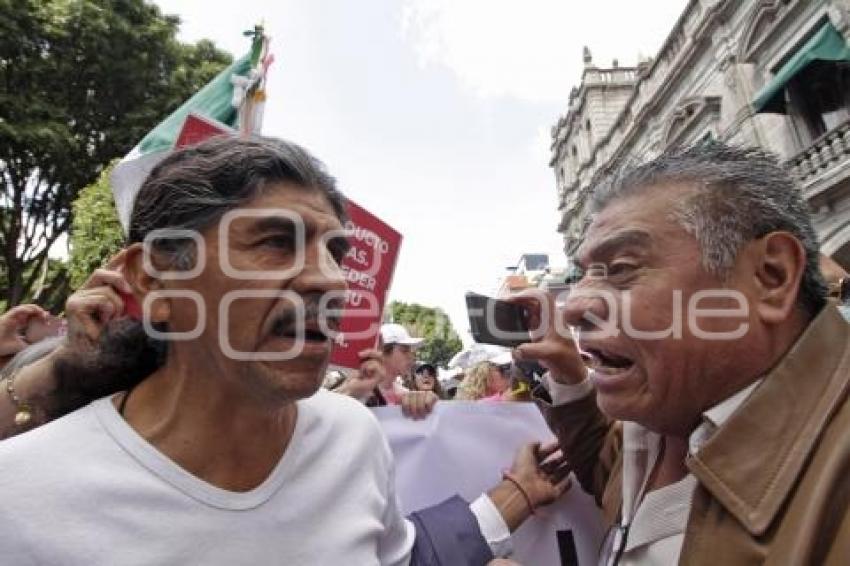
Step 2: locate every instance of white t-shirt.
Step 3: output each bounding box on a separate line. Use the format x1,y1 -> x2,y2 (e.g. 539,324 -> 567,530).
0,389 -> 415,565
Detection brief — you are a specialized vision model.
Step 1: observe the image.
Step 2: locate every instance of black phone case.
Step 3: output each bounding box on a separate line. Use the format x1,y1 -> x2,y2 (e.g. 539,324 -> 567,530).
465,292 -> 531,348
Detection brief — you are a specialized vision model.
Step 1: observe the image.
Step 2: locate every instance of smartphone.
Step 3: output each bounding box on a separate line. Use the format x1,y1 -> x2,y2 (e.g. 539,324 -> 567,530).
117,290 -> 143,320
465,292 -> 531,348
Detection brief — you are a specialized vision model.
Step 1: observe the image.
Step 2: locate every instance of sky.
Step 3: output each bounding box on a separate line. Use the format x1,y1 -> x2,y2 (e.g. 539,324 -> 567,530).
153,0 -> 687,345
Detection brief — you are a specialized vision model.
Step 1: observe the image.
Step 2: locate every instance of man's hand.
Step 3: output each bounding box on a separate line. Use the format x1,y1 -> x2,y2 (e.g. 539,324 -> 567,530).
65,251 -> 133,353
508,291 -> 587,385
400,390 -> 438,420
0,304 -> 49,358
335,349 -> 386,400
487,440 -> 572,532
507,441 -> 572,508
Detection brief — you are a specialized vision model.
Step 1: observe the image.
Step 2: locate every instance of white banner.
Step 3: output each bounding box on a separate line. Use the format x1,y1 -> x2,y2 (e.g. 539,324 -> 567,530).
374,402 -> 606,565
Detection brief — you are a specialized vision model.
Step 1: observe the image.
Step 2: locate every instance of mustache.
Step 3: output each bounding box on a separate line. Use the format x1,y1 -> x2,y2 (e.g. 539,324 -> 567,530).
270,293 -> 343,339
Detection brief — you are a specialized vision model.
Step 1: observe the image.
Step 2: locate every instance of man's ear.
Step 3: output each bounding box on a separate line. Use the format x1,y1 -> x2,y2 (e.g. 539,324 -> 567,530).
750,232 -> 807,324
122,243 -> 171,323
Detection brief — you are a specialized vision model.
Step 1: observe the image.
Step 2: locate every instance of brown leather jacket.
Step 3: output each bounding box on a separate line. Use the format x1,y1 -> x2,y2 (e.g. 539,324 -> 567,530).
539,306 -> 850,565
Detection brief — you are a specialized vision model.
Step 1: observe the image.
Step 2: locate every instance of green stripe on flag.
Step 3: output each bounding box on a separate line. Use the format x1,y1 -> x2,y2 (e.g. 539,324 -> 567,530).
137,53 -> 252,154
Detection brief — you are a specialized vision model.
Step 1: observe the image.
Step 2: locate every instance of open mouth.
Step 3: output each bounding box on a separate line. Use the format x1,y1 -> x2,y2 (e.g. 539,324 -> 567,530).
271,317 -> 331,343
582,346 -> 634,375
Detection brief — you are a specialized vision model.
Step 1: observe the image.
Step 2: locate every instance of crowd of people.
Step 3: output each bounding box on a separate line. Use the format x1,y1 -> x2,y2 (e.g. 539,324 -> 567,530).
325,322 -> 523,409
0,136 -> 848,565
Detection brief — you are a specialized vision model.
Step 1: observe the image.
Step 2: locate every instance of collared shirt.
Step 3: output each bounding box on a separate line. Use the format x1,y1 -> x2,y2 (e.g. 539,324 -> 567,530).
548,376 -> 762,565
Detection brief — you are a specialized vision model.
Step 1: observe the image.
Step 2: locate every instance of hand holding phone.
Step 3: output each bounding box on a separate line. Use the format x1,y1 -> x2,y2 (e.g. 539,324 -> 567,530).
465,292 -> 531,348
508,292 -> 589,386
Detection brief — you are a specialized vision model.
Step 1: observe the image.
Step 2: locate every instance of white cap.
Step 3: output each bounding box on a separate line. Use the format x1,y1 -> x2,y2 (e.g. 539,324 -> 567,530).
490,351 -> 513,366
380,323 -> 424,347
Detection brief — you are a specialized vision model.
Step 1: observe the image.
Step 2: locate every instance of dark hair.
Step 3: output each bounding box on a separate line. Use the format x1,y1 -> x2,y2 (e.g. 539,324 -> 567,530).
129,135 -> 346,246
53,136 -> 346,417
411,364 -> 444,398
591,142 -> 827,316
416,362 -> 437,377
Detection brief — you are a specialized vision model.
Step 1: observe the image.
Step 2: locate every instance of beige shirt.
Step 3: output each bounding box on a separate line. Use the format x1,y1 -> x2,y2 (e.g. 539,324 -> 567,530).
548,376 -> 762,565
616,381 -> 762,566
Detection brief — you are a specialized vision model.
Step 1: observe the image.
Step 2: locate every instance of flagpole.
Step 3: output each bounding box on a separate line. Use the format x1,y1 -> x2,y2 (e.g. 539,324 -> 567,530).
111,29 -> 268,234
238,24 -> 273,136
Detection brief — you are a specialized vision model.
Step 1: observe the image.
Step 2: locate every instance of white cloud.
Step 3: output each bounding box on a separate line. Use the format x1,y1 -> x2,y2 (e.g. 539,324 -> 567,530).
400,0 -> 577,102
400,0 -> 688,103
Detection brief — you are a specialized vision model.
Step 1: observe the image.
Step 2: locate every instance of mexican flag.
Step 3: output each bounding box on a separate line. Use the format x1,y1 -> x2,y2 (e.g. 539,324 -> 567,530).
111,27 -> 272,233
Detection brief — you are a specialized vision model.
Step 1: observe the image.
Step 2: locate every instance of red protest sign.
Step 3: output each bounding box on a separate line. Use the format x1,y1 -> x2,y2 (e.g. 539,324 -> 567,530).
174,113 -> 233,148
330,201 -> 402,369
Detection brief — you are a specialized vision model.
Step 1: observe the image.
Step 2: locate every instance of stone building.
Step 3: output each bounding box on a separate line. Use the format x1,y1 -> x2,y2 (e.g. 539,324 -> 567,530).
550,0 -> 850,267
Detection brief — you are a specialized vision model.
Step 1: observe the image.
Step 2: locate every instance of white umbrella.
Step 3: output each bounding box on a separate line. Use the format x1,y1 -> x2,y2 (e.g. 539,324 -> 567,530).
448,344 -> 511,370
438,366 -> 464,390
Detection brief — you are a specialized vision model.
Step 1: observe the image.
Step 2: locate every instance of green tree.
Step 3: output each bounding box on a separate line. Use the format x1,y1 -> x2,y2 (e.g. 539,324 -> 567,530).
0,256 -> 68,313
386,301 -> 463,367
67,160 -> 124,290
0,0 -> 232,307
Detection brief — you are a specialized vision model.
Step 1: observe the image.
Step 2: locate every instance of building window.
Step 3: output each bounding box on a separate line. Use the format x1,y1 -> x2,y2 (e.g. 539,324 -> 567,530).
752,22 -> 850,147
786,61 -> 850,143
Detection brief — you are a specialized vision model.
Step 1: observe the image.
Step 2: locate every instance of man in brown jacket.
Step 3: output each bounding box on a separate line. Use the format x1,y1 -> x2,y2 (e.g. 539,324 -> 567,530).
514,143 -> 850,564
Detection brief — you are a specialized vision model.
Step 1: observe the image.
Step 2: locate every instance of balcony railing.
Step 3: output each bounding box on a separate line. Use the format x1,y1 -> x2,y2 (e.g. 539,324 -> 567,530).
787,120 -> 850,187
584,67 -> 638,86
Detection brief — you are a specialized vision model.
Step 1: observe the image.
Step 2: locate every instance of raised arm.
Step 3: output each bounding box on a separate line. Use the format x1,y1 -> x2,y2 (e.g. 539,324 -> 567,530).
1,254 -> 133,439
510,291 -> 622,514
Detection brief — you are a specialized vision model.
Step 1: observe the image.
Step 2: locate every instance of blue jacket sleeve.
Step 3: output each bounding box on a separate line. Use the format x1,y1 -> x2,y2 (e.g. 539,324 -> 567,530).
408,495 -> 495,566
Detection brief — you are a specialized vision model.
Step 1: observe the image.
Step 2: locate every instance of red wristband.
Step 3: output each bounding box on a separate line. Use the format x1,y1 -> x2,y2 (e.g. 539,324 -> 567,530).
502,470 -> 536,516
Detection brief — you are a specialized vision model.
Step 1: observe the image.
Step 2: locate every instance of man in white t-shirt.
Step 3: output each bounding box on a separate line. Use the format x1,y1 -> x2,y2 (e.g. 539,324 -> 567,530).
0,137 -> 570,565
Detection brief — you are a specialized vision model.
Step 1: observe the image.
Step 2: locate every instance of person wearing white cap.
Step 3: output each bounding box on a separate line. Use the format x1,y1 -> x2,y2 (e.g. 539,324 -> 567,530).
377,323 -> 421,397
335,323 -> 438,418
380,323 -> 425,379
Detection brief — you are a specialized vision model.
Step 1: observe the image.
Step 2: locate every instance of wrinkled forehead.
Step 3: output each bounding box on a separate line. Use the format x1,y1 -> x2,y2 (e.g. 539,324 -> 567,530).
578,187 -> 693,263
225,184 -> 344,234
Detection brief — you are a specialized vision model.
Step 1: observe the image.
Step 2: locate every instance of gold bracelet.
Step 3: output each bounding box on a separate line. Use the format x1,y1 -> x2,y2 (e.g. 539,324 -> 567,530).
4,373 -> 34,427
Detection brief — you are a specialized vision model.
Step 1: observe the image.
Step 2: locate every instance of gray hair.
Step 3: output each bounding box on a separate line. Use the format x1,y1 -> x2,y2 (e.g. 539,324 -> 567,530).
129,135 -> 347,267
590,142 -> 827,316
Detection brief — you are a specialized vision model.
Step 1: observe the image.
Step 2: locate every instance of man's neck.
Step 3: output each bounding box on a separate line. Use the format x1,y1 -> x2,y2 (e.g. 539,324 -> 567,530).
114,361 -> 298,493
646,435 -> 689,493
641,312 -> 817,494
